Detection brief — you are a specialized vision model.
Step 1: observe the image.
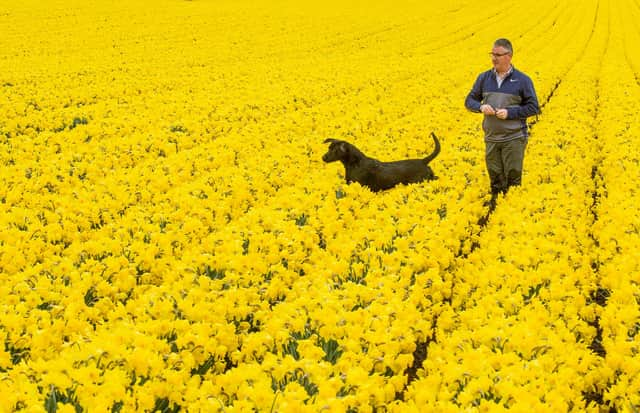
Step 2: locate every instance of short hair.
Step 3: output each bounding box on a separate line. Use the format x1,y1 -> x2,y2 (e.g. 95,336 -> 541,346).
493,38 -> 513,55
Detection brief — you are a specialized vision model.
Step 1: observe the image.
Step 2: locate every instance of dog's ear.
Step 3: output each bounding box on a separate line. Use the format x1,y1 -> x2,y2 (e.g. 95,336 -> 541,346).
324,138 -> 339,144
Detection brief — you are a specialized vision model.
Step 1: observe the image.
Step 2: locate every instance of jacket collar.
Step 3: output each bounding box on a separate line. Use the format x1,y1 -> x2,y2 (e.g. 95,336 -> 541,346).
492,65 -> 514,78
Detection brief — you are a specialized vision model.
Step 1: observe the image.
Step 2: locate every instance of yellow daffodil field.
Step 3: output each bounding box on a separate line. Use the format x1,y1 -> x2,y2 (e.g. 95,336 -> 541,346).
2,0 -> 640,411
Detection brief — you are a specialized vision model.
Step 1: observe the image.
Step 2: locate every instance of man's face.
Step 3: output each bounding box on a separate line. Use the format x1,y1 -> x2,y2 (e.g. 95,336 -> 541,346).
490,46 -> 512,72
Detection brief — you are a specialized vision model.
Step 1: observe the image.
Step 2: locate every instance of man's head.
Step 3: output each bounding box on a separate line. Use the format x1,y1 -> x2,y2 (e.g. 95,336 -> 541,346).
490,38 -> 513,73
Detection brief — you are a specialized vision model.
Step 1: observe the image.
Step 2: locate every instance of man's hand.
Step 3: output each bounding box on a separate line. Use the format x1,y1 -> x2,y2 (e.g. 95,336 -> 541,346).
480,104 -> 496,115
495,108 -> 508,119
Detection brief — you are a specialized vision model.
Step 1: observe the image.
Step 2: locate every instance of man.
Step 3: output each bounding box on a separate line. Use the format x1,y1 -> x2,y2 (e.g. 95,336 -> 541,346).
465,38 -> 540,204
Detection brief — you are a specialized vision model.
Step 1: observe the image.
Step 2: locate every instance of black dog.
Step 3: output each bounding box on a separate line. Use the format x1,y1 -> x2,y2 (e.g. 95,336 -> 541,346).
322,132 -> 440,192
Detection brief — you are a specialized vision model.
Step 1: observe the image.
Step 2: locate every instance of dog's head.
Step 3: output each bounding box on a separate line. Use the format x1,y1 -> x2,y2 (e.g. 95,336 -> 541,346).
322,138 -> 349,163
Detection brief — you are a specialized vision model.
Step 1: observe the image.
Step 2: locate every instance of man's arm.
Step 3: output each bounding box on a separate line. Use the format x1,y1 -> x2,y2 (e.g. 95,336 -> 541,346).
465,74 -> 484,113
507,77 -> 539,119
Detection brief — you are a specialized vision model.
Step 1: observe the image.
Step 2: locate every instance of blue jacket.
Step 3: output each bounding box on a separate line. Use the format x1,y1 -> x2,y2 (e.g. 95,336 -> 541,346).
465,66 -> 540,142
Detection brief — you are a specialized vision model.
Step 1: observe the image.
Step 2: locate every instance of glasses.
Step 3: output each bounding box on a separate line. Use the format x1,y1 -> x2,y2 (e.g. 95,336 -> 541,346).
489,52 -> 511,58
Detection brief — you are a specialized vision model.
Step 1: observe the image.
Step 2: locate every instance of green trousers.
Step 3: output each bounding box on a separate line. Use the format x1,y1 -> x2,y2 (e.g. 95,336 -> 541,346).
485,137 -> 527,195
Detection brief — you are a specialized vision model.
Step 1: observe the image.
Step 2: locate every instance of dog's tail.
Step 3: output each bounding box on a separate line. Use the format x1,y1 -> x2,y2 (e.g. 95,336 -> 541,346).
423,132 -> 441,164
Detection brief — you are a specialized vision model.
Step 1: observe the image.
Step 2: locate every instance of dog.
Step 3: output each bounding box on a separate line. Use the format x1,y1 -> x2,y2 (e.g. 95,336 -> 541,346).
322,132 -> 440,192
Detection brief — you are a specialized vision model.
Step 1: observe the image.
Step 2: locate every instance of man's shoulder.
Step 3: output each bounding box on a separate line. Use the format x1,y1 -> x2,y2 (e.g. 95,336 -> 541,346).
478,69 -> 494,78
473,69 -> 495,86
511,67 -> 534,83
